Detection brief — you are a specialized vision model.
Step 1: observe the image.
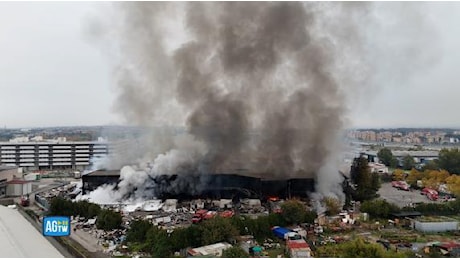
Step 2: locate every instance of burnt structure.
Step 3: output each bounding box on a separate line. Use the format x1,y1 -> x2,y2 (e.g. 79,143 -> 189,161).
82,170 -> 315,200
82,170 -> 120,195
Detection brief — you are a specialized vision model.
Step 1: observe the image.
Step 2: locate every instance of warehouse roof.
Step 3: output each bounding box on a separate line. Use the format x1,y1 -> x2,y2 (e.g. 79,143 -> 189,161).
83,169 -> 120,177
0,206 -> 64,257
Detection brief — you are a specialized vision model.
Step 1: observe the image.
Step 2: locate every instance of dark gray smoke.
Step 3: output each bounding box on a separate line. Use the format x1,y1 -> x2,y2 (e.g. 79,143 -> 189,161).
110,2 -> 368,188
84,2 -> 438,203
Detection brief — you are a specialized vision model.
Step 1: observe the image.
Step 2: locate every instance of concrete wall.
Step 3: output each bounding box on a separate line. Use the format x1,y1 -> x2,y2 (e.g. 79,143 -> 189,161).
6,183 -> 32,196
414,220 -> 459,232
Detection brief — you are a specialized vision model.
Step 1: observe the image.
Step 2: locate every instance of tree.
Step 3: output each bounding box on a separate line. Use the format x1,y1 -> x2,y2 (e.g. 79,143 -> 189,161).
303,210 -> 317,224
267,212 -> 287,227
360,199 -> 400,219
350,156 -> 380,201
406,168 -> 425,187
422,170 -> 450,190
446,174 -> 460,196
315,238 -> 414,258
402,155 -> 415,170
145,226 -> 172,257
422,160 -> 439,171
74,200 -> 101,219
222,247 -> 250,258
322,197 -> 341,216
438,148 -> 460,174
200,217 -> 239,245
49,197 -> 74,217
96,209 -> 123,231
281,200 -> 306,224
392,169 -> 405,181
377,148 -> 397,168
126,220 -> 151,243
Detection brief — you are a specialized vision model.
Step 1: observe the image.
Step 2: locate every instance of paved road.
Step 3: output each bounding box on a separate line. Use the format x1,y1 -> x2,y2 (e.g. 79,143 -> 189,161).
378,182 -> 441,208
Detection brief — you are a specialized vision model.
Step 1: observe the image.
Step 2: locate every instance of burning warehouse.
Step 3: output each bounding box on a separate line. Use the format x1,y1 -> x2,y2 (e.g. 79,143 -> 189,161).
78,2 -> 380,205
82,169 -> 315,201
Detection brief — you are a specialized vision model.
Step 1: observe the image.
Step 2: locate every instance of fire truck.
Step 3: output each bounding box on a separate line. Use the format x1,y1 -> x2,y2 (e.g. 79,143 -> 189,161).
192,209 -> 208,223
20,195 -> 30,207
421,187 -> 439,201
391,181 -> 410,191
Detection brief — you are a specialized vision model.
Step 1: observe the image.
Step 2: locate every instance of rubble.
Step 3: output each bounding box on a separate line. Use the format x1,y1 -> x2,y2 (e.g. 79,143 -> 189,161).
142,200 -> 163,211
163,199 -> 178,212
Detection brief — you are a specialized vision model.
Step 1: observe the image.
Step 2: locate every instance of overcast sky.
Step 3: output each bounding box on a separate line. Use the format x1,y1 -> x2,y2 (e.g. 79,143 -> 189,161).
1,2 -> 460,129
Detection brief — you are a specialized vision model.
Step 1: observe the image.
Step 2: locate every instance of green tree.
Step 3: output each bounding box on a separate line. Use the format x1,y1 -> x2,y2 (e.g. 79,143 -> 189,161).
222,247 -> 250,258
96,209 -> 123,231
144,226 -> 172,257
360,199 -> 400,219
377,148 -> 397,167
49,196 -> 74,217
200,217 -> 239,245
126,220 -> 151,243
315,238 -> 413,258
303,210 -> 317,224
422,159 -> 439,171
402,155 -> 415,170
438,148 -> 460,174
280,200 -> 306,224
323,197 -> 341,216
74,200 -> 101,219
169,224 -> 203,251
350,156 -> 380,201
267,213 -> 287,227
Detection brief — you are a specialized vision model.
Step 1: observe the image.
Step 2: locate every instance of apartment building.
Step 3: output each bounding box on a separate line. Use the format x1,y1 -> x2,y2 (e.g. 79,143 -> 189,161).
0,141 -> 109,171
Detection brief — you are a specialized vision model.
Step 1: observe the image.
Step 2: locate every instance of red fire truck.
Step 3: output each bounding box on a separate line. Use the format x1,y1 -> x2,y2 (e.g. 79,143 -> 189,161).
421,187 -> 439,201
391,181 -> 410,191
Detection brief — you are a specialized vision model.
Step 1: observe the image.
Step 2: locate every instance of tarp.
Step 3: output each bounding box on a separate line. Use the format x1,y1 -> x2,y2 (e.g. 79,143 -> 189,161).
252,246 -> 263,252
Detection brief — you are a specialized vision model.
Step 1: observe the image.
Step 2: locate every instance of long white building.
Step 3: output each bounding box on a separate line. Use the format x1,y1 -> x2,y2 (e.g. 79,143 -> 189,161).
0,141 -> 109,171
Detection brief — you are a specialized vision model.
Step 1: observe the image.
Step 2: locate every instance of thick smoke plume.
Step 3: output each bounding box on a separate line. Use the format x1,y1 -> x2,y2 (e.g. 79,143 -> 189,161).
85,2 -> 437,205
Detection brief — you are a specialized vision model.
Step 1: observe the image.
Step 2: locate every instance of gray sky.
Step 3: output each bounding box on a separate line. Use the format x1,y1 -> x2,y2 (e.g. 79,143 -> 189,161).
1,2 -> 460,129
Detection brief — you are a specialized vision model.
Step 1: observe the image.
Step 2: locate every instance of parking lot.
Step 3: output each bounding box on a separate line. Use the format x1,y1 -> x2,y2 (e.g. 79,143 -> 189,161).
378,182 -> 441,208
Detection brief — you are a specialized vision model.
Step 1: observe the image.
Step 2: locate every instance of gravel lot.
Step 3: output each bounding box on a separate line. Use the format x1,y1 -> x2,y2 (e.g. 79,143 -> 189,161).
378,182 -> 441,208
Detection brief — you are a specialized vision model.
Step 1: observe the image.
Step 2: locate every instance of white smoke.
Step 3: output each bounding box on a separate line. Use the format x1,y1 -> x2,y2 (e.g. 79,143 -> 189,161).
80,134 -> 207,203
78,165 -> 150,204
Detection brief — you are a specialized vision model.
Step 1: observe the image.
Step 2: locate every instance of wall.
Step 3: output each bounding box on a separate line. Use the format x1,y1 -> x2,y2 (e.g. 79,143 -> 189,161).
6,183 -> 31,196
414,220 -> 459,233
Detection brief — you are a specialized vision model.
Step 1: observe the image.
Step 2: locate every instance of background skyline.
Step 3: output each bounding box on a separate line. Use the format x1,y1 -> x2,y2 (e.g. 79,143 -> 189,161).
2,2 -> 460,129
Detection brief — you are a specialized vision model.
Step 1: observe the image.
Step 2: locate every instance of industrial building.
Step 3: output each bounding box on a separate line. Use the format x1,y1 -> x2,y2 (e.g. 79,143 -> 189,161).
0,166 -> 23,198
82,170 -> 120,194
82,169 -> 315,200
363,150 -> 439,164
0,140 -> 109,171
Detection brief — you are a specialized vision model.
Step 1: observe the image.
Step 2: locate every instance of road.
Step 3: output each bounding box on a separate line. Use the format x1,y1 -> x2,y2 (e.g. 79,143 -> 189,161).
378,182 -> 441,208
